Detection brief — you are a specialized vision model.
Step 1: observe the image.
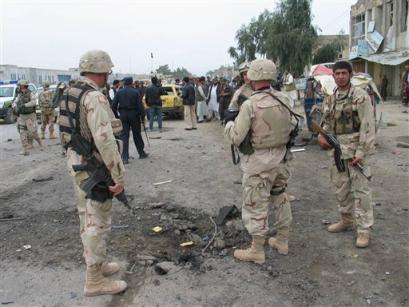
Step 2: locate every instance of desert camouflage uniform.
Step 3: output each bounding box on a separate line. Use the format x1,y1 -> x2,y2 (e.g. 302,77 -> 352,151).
322,85 -> 375,230
14,91 -> 40,151
39,89 -> 55,135
61,77 -> 124,266
224,89 -> 294,240
228,83 -> 253,111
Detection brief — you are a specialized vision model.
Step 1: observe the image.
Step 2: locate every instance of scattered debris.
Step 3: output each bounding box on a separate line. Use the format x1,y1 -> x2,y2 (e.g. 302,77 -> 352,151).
7,138 -> 12,142
32,176 -> 54,183
180,241 -> 194,247
391,149 -> 401,155
152,226 -> 163,233
202,216 -> 217,254
153,279 -> 161,286
396,142 -> 409,148
215,205 -> 240,226
291,148 -> 306,153
149,136 -> 162,139
213,238 -> 226,249
385,271 -> 390,275
1,301 -> 14,305
321,219 -> 331,225
112,225 -> 129,230
154,261 -> 177,275
151,202 -> 167,209
153,180 -> 173,186
0,217 -> 25,222
23,245 -> 31,250
233,180 -> 242,185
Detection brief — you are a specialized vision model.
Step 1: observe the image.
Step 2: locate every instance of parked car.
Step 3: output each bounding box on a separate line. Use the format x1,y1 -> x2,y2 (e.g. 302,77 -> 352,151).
0,82 -> 38,124
143,84 -> 183,119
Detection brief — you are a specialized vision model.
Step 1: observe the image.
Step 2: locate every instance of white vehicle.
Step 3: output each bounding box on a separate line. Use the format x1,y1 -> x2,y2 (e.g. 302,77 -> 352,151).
0,82 -> 38,124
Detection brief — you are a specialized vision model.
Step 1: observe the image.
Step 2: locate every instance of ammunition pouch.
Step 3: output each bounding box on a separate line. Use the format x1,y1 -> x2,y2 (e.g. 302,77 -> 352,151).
238,131 -> 254,155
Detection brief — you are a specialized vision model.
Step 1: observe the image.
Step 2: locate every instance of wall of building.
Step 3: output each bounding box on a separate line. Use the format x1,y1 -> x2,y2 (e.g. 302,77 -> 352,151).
0,64 -> 79,86
350,0 -> 408,97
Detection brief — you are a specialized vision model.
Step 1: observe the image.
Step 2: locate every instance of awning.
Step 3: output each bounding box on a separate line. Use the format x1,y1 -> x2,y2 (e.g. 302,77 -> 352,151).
353,50 -> 409,66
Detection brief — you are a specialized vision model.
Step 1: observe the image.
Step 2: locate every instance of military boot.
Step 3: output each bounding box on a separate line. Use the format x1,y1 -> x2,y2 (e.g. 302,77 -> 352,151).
40,131 -> 45,139
268,227 -> 289,255
101,262 -> 120,276
84,264 -> 127,297
233,236 -> 265,264
49,131 -> 57,139
19,149 -> 29,156
327,213 -> 354,233
356,229 -> 370,248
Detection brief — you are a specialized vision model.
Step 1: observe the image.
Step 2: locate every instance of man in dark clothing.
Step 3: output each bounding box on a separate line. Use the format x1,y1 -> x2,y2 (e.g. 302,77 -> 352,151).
139,81 -> 146,101
217,77 -> 232,122
145,76 -> 165,132
381,75 -> 388,101
112,77 -> 148,163
182,76 -> 197,130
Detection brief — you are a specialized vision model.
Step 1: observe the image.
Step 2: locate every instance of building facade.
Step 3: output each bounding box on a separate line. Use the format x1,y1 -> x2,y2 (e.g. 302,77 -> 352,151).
349,0 -> 409,97
0,64 -> 79,86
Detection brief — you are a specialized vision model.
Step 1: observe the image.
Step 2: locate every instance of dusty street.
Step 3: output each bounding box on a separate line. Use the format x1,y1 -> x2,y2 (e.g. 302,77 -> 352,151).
0,102 -> 408,307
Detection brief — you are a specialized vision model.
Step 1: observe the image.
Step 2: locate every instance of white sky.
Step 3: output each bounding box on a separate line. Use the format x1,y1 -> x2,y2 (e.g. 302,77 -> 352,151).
0,0 -> 356,75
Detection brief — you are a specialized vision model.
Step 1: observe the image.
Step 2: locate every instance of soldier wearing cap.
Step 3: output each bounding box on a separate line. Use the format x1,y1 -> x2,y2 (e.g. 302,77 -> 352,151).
13,80 -> 42,155
228,62 -> 253,112
59,50 -> 127,296
319,60 -> 375,248
39,81 -> 56,139
224,59 -> 296,264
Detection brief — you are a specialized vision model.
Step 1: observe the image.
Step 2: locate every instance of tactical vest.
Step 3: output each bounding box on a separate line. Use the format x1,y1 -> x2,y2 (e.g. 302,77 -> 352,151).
59,82 -> 95,147
39,90 -> 54,112
250,90 -> 293,150
17,91 -> 35,114
328,88 -> 361,135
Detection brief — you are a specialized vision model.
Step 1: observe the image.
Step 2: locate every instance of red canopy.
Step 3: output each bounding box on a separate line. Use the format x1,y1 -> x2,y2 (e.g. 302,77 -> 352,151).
311,64 -> 333,76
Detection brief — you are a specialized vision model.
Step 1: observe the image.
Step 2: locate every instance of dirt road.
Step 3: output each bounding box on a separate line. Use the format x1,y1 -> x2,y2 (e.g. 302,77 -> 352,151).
0,102 -> 408,307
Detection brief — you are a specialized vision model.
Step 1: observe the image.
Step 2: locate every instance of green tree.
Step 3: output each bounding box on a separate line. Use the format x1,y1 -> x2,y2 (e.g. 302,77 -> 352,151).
312,43 -> 340,64
156,64 -> 172,75
228,0 -> 317,76
172,67 -> 191,79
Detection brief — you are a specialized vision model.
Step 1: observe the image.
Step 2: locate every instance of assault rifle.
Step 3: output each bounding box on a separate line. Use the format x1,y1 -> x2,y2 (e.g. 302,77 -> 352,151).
311,121 -> 345,172
69,132 -> 131,209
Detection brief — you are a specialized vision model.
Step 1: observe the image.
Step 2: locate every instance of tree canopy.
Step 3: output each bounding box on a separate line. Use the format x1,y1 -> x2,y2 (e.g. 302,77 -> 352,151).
228,0 -> 317,76
155,65 -> 191,79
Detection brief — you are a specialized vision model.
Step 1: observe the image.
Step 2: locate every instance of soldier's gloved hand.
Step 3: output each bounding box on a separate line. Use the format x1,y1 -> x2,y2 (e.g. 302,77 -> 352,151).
109,181 -> 125,196
223,110 -> 239,125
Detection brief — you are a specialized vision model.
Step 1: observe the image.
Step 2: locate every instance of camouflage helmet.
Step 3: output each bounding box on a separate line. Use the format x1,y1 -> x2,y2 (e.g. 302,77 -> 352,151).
18,80 -> 29,86
247,59 -> 277,81
238,62 -> 250,74
42,81 -> 50,88
79,50 -> 114,76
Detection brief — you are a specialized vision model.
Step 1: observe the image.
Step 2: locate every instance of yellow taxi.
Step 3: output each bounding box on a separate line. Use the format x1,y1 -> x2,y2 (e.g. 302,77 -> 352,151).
144,84 -> 184,119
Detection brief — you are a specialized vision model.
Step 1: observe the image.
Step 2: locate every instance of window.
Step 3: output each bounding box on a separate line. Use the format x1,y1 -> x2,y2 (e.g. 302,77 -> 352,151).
389,2 -> 394,27
402,0 -> 408,32
352,13 -> 366,45
39,75 -> 42,83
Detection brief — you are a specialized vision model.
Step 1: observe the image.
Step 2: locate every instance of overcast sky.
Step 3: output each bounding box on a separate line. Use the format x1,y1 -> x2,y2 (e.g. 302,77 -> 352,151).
0,0 -> 356,75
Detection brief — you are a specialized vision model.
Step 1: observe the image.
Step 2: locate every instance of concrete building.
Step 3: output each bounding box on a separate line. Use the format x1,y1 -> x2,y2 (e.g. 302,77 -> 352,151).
0,64 -> 79,86
349,0 -> 409,97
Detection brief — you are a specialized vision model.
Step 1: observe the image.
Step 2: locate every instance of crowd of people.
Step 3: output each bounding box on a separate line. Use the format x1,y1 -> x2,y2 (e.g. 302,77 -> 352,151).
8,49 -> 391,299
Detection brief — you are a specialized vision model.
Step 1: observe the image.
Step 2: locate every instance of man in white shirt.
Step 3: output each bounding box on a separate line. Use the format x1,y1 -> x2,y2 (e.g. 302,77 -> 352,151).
108,79 -> 120,106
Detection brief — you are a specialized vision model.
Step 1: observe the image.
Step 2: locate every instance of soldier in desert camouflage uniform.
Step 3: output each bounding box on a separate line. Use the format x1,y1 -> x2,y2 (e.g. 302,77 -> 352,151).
224,59 -> 296,264
319,60 -> 375,248
228,62 -> 253,112
13,80 -> 42,155
39,81 -> 56,139
59,50 -> 127,296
